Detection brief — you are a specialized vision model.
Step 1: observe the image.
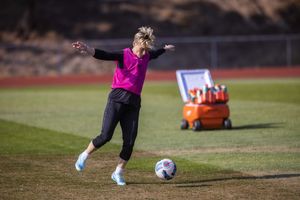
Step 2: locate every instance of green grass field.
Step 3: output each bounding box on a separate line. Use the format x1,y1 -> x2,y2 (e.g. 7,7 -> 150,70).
0,78 -> 300,199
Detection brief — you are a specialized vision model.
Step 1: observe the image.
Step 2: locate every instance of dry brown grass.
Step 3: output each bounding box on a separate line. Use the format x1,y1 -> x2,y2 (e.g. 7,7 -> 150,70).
1,152 -> 299,200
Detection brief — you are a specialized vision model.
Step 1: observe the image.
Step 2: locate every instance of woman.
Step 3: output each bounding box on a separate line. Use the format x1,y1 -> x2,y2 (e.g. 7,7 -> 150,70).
72,26 -> 175,186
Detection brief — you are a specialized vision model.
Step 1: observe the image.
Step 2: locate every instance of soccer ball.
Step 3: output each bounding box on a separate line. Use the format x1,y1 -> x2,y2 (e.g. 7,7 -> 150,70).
155,159 -> 177,180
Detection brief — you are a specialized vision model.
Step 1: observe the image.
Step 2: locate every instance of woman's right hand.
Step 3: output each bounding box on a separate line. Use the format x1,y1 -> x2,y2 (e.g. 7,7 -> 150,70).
164,44 -> 175,51
72,41 -> 95,56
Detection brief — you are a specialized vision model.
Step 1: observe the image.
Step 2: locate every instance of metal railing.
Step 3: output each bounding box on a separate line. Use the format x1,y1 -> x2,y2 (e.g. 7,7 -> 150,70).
1,34 -> 299,77
88,34 -> 300,69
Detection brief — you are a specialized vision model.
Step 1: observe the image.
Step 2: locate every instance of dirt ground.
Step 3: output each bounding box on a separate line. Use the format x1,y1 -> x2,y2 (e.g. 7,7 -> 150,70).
1,152 -> 299,200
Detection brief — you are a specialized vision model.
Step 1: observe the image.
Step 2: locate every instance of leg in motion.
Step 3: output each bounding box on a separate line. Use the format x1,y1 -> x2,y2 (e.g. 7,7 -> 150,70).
111,105 -> 140,185
75,100 -> 122,171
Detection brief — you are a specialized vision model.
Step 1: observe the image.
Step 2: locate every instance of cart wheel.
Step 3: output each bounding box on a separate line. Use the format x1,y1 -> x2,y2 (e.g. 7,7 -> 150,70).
223,119 -> 232,129
181,119 -> 189,130
192,120 -> 201,131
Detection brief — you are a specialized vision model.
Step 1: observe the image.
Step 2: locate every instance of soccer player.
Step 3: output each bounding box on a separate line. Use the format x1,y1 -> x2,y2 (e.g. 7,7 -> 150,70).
72,26 -> 175,186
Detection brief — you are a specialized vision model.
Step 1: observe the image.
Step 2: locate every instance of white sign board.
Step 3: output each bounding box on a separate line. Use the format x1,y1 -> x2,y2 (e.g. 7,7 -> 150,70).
176,69 -> 214,102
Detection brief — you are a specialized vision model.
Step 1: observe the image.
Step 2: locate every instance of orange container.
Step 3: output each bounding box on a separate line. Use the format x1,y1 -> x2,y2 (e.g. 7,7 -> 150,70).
177,70 -> 232,131
182,103 -> 230,130
198,91 -> 216,104
215,91 -> 229,103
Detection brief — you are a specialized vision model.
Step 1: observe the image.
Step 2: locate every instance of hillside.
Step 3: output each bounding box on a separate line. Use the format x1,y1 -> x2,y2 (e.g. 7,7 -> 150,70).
0,0 -> 300,77
1,0 -> 300,40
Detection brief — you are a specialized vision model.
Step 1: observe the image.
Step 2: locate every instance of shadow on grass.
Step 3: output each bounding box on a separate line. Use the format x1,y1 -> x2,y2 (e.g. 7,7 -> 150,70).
128,173 -> 300,187
181,123 -> 285,133
175,173 -> 300,188
232,122 -> 284,130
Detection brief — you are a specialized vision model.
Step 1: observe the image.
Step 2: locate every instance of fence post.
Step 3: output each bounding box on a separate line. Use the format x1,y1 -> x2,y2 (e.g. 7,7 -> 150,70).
286,37 -> 292,66
210,40 -> 218,68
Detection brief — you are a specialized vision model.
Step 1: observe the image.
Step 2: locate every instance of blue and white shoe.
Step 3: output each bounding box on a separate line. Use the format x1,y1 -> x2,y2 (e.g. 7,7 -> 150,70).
75,152 -> 88,171
111,172 -> 126,186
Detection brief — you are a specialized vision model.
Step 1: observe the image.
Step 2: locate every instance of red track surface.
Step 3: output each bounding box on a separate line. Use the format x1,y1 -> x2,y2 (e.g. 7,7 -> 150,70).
0,67 -> 299,88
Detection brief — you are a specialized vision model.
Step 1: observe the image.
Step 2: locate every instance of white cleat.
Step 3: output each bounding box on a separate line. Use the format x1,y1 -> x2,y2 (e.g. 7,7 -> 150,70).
75,152 -> 87,171
111,172 -> 126,186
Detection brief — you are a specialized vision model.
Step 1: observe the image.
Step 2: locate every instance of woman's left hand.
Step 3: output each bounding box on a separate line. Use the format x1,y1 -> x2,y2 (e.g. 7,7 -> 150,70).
164,44 -> 175,51
72,41 -> 95,56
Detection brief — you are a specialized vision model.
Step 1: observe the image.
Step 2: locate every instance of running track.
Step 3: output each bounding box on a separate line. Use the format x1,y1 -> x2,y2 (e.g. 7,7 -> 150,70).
0,67 -> 299,88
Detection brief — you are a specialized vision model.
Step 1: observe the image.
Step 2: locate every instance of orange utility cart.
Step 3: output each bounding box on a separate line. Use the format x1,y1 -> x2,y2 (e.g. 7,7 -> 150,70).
176,69 -> 232,131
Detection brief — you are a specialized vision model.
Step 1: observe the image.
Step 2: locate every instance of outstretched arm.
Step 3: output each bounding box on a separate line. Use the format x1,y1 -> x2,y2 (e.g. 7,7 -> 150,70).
72,41 -> 122,61
149,44 -> 175,59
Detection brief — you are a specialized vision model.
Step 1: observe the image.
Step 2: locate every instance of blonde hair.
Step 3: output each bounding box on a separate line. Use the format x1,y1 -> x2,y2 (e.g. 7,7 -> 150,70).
133,26 -> 155,50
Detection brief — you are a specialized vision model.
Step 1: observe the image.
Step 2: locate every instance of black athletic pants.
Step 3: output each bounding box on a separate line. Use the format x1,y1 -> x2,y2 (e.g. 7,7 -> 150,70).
92,100 -> 140,161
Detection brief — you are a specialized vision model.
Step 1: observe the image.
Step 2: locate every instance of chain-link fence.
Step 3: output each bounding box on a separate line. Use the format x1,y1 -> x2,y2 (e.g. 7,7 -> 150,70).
1,34 -> 299,77
89,34 -> 300,70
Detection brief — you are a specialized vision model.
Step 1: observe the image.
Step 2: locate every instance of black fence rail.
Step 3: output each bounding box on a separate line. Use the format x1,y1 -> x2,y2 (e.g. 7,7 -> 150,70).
1,34 -> 299,77
88,34 -> 300,69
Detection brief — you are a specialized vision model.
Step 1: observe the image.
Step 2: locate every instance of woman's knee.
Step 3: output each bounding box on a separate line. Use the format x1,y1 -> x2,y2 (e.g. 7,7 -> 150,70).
92,133 -> 113,148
